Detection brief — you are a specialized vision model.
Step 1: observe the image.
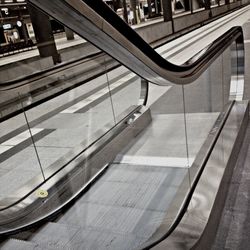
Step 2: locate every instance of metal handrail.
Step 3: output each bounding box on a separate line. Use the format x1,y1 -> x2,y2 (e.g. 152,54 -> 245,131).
28,0 -> 244,86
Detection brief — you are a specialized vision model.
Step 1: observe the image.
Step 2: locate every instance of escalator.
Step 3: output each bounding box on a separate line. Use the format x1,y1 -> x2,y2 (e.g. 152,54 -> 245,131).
0,0 -> 249,249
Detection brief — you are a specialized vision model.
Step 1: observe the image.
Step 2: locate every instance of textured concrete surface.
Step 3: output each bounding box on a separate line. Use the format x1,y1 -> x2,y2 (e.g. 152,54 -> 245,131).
212,119 -> 250,250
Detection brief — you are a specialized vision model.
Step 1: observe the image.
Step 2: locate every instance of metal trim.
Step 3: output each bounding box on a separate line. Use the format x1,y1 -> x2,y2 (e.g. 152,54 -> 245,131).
139,78 -> 149,106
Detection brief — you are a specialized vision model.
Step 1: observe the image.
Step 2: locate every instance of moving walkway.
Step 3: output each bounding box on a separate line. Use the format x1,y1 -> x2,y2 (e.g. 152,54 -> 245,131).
0,0 -> 248,249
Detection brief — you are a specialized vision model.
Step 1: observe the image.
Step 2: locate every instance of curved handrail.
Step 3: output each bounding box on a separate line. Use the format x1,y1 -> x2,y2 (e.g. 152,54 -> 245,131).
27,0 -> 244,85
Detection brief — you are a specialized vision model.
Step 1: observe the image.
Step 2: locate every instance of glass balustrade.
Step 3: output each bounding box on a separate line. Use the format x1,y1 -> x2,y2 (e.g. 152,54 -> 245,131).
0,8 -> 146,210
0,2 -> 245,249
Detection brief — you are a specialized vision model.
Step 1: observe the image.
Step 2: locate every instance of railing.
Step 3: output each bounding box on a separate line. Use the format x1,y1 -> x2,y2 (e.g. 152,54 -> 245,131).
28,0 -> 244,85
0,1 -> 150,214
0,0 -> 245,249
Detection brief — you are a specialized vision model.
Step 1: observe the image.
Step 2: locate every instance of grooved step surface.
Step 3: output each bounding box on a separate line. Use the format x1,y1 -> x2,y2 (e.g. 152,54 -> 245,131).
54,164 -> 187,249
0,239 -> 42,250
29,222 -> 80,249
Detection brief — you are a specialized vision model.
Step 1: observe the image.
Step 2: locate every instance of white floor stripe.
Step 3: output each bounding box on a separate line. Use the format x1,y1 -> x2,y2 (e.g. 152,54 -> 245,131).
61,73 -> 135,113
0,145 -> 13,154
1,128 -> 43,146
117,155 -> 194,168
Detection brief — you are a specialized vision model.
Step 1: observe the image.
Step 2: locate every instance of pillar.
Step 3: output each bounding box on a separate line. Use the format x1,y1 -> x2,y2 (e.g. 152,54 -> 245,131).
162,0 -> 173,22
204,0 -> 211,9
147,0 -> 153,17
65,27 -> 74,40
130,0 -> 139,24
28,4 -> 61,64
122,0 -> 129,23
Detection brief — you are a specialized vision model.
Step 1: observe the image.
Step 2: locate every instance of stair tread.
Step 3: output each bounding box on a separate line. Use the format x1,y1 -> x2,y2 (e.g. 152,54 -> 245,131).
0,238 -> 42,250
29,222 -> 80,249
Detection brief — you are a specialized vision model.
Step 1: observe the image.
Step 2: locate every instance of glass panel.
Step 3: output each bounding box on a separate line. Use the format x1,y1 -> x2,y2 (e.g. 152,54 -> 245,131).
0,5 -> 117,204
0,93 -> 45,207
54,26 -> 100,63
224,45 -> 233,101
184,48 -> 230,184
47,81 -> 189,250
24,53 -> 117,179
229,42 -> 244,101
106,65 -> 142,124
99,82 -> 190,248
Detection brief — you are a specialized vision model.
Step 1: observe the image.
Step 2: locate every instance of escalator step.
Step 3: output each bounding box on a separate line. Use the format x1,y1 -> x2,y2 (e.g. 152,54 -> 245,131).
29,222 -> 80,249
0,238 -> 42,250
62,227 -> 146,250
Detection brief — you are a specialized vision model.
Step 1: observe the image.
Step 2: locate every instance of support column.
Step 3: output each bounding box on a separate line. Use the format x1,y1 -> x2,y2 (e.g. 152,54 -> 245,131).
21,21 -> 29,43
65,27 -> 74,40
130,0 -> 139,24
28,4 -> 61,64
162,0 -> 174,33
154,0 -> 159,14
147,0 -> 153,17
18,8 -> 29,43
122,0 -> 129,23
204,0 -> 211,9
162,0 -> 173,21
